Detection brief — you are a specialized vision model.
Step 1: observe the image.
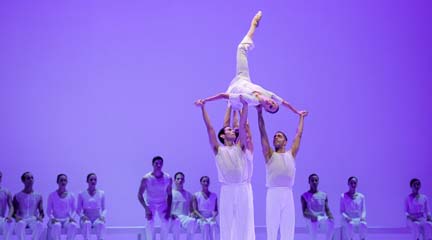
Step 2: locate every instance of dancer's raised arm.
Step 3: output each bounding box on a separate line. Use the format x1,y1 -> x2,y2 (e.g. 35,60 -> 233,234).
196,102 -> 219,155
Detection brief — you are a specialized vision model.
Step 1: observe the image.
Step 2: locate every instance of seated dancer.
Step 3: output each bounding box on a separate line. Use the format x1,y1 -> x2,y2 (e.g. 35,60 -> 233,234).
77,173 -> 106,240
47,174 -> 78,240
13,172 -> 44,240
301,174 -> 334,240
170,172 -> 197,240
340,176 -> 367,240
195,10 -> 301,115
138,156 -> 173,240
405,178 -> 432,240
192,176 -> 218,240
0,171 -> 14,240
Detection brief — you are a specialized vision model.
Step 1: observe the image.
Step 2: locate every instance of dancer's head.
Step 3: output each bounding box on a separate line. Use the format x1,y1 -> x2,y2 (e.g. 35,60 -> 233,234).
57,173 -> 68,188
200,176 -> 210,189
262,98 -> 279,114
174,172 -> 185,189
348,176 -> 358,192
273,131 -> 287,150
218,126 -> 237,144
410,178 -> 421,193
308,173 -> 319,190
21,172 -> 34,188
152,156 -> 164,171
86,173 -> 97,188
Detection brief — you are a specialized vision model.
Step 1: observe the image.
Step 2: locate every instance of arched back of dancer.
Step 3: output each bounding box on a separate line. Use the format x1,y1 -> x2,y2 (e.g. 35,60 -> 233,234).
195,11 -> 302,116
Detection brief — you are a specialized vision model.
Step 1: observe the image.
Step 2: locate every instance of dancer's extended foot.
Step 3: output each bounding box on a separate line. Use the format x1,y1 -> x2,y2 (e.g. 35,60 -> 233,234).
247,11 -> 262,39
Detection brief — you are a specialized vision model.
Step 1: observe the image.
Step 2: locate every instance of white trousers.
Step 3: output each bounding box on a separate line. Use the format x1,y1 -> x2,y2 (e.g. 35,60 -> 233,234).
407,219 -> 432,240
48,219 -> 78,240
266,187 -> 295,240
81,219 -> 105,240
198,218 -> 218,240
144,203 -> 169,240
0,217 -> 14,240
171,215 -> 197,240
15,217 -> 44,240
306,217 -> 335,240
342,219 -> 367,240
219,183 -> 255,240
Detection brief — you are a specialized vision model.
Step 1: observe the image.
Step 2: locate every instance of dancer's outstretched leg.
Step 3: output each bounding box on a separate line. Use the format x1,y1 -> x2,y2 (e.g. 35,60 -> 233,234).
234,11 -> 263,81
246,10 -> 262,39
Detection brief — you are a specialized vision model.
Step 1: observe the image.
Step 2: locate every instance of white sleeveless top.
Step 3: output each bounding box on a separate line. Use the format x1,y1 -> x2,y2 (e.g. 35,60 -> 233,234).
301,191 -> 328,217
144,172 -> 171,206
266,150 -> 296,188
171,189 -> 193,216
77,189 -> 106,221
215,145 -> 253,184
47,191 -> 76,219
14,191 -> 43,219
194,191 -> 217,218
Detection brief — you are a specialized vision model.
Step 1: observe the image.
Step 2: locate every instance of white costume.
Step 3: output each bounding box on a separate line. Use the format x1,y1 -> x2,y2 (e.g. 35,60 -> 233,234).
405,193 -> 432,240
340,192 -> 367,240
143,172 -> 171,240
47,191 -> 78,240
0,187 -> 14,240
301,191 -> 334,240
266,150 -> 296,240
226,36 -> 283,110
13,191 -> 44,240
194,191 -> 218,240
171,189 -> 197,240
215,145 -> 254,240
77,190 -> 106,240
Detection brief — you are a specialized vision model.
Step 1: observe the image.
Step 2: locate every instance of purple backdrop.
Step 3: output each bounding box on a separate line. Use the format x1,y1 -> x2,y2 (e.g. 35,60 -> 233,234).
1,0 -> 431,228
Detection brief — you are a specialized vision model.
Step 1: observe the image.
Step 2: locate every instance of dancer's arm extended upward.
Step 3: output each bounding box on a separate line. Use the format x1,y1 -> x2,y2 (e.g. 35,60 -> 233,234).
257,105 -> 272,162
238,96 -> 252,152
290,111 -> 307,158
196,101 -> 219,155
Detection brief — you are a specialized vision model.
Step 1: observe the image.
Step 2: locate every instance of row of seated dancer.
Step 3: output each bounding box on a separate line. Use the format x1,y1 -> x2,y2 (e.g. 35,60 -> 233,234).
1,166 -> 431,240
0,168 -> 219,240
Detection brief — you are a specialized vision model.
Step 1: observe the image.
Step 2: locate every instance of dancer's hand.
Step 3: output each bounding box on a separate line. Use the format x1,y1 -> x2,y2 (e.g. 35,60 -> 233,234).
299,110 -> 308,117
145,208 -> 153,221
195,99 -> 205,106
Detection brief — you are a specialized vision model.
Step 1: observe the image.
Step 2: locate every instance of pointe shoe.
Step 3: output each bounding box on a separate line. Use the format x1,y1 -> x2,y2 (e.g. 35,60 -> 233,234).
252,11 -> 262,27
